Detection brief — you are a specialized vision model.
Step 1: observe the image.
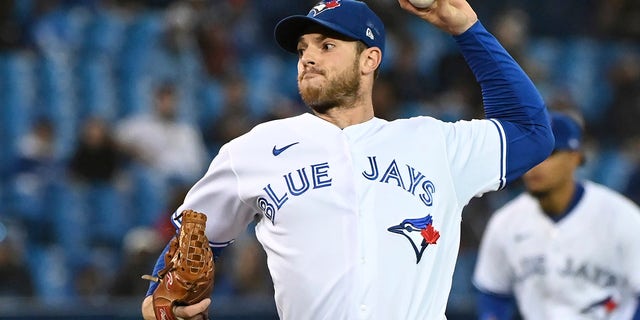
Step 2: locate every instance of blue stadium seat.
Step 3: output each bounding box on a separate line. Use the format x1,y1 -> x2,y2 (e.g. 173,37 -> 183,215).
196,78 -> 224,128
26,244 -> 74,303
241,55 -> 288,118
82,182 -> 127,247
558,39 -> 607,122
0,53 -> 36,176
115,12 -> 163,118
75,53 -> 118,121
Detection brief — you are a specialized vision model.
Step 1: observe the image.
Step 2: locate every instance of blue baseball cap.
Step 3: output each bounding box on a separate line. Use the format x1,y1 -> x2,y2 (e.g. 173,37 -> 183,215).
274,0 -> 385,56
550,112 -> 583,151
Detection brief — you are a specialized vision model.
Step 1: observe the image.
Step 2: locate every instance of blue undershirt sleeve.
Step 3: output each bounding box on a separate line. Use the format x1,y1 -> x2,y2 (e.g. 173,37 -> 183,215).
145,241 -> 171,297
454,21 -> 554,185
633,297 -> 640,320
476,289 -> 517,320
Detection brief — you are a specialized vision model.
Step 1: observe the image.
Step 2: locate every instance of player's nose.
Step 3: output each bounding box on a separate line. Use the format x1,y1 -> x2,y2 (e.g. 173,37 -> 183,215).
299,49 -> 317,66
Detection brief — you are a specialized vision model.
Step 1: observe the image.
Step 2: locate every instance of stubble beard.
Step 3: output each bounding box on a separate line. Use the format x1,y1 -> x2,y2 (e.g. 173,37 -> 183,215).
298,59 -> 361,114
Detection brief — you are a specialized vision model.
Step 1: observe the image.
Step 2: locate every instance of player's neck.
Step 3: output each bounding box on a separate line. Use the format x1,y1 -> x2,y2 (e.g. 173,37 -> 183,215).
538,180 -> 577,217
313,100 -> 375,129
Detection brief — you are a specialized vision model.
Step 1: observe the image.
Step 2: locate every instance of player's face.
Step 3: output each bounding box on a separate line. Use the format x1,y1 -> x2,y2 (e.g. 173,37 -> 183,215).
296,30 -> 362,114
522,150 -> 581,197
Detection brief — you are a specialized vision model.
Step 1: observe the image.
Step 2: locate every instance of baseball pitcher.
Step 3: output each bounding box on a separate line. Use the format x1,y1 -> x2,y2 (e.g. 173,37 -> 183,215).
142,0 -> 555,319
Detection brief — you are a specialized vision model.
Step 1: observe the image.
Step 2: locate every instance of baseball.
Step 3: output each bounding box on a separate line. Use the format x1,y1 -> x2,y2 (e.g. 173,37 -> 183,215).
409,0 -> 435,8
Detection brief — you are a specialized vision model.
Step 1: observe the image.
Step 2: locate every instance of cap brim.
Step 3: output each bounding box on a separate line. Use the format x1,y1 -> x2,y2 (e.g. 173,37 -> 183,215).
274,15 -> 358,53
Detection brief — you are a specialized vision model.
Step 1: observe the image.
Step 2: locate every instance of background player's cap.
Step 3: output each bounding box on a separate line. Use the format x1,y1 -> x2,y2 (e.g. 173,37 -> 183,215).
550,111 -> 583,152
274,0 -> 385,56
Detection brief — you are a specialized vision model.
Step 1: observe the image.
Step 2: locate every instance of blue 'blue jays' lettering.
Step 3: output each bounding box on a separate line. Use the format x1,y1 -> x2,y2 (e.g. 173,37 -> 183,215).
362,156 -> 435,207
559,258 -> 620,287
264,184 -> 288,209
257,197 -> 276,224
285,168 -> 310,196
311,162 -> 332,188
515,255 -> 546,283
514,256 -> 622,288
260,162 -> 332,224
260,158 -> 436,224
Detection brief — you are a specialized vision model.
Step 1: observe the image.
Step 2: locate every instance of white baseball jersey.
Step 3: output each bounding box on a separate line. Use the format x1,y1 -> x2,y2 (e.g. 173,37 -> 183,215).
175,112 -> 507,319
474,181 -> 640,320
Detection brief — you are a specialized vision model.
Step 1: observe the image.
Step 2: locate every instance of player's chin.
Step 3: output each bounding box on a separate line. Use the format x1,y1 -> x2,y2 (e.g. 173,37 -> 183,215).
298,78 -> 324,92
523,178 -> 545,195
525,185 -> 550,199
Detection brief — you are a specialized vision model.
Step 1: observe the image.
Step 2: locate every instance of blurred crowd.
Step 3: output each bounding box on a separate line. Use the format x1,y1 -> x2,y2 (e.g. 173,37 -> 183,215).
0,0 -> 639,316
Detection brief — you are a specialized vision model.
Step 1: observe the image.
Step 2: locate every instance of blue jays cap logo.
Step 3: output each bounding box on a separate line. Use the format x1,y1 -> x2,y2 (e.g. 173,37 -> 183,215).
310,0 -> 341,17
388,215 -> 440,263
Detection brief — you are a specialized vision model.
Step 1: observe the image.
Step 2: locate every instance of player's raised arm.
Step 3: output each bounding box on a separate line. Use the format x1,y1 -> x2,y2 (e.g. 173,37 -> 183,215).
399,0 -> 554,185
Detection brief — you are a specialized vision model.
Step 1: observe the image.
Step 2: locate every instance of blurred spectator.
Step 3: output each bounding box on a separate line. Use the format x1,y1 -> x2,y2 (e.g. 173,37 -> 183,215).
153,0 -> 203,112
73,261 -> 110,304
15,117 -> 59,173
207,222 -> 274,301
114,81 -> 208,226
115,81 -> 207,184
68,117 -> 127,247
11,117 -> 66,244
0,222 -> 34,297
371,77 -> 401,121
153,184 -> 190,242
194,12 -> 237,78
110,227 -> 164,297
228,232 -> 273,299
0,0 -> 30,51
597,0 -> 640,40
383,38 -> 434,105
203,75 -> 256,153
491,8 -> 529,63
69,117 -> 122,183
600,50 -> 640,146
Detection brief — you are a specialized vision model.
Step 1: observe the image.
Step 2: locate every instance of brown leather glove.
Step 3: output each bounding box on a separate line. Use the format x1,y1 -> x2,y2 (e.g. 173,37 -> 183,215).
143,209 -> 215,320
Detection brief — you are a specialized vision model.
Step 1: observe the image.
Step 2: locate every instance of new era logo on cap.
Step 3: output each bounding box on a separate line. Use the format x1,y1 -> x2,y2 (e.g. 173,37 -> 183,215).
274,0 -> 385,56
366,28 -> 374,40
550,111 -> 583,152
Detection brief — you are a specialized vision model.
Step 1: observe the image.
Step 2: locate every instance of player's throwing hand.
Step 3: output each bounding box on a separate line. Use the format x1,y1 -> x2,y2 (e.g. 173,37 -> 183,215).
397,0 -> 478,35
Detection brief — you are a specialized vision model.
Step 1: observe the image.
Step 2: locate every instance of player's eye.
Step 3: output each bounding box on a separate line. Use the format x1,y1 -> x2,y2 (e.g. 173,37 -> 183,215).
322,43 -> 335,51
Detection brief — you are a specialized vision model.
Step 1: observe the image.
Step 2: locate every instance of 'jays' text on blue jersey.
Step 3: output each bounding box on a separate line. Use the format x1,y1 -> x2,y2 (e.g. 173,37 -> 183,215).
474,181 -> 640,320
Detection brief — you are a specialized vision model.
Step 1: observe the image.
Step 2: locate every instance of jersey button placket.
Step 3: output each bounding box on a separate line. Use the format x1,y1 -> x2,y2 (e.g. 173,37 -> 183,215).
343,132 -> 371,319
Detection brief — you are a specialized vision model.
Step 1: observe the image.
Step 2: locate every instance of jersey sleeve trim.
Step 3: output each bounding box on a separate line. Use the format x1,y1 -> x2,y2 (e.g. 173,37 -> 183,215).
209,239 -> 235,247
489,118 -> 507,190
473,280 -> 514,297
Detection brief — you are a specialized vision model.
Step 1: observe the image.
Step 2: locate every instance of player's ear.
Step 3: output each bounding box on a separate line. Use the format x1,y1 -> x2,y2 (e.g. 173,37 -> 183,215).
569,151 -> 585,167
360,46 -> 382,76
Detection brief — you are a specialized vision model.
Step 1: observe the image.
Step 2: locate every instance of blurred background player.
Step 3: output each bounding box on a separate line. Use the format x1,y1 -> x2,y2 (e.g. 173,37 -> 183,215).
473,111 -> 640,320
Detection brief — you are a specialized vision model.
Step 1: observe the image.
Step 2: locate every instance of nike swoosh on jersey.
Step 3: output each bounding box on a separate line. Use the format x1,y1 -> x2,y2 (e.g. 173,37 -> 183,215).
272,142 -> 299,156
514,233 -> 531,243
